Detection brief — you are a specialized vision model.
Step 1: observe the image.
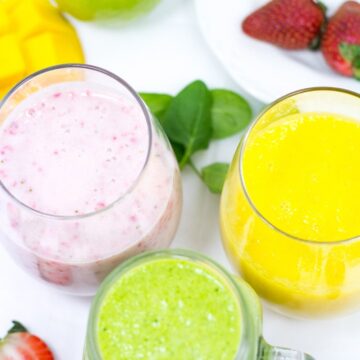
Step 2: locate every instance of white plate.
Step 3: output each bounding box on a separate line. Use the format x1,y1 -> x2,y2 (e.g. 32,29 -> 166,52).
195,0 -> 360,103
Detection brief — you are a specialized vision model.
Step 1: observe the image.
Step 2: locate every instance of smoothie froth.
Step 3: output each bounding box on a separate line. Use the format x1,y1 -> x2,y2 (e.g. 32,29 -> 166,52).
0,83 -> 149,216
96,258 -> 242,360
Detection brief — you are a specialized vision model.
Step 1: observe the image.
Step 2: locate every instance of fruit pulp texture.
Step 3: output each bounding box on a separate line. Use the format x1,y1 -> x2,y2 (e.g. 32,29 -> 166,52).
0,0 -> 84,98
0,82 -> 181,293
97,258 -> 242,360
221,111 -> 360,315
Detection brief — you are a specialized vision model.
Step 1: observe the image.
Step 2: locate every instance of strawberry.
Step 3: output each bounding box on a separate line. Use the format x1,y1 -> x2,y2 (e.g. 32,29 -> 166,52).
0,321 -> 54,360
321,1 -> 360,78
242,0 -> 326,49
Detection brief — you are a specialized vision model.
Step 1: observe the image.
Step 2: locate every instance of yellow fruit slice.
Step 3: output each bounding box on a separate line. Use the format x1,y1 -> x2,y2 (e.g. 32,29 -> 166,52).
0,35 -> 26,91
0,8 -> 10,34
12,0 -> 71,39
0,0 -> 84,98
24,31 -> 84,74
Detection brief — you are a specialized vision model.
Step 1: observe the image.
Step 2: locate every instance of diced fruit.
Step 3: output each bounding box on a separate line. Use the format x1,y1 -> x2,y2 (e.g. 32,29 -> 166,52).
24,32 -> 84,74
0,321 -> 54,360
12,0 -> 71,40
0,8 -> 10,34
0,35 -> 26,92
321,1 -> 360,78
0,0 -> 84,98
242,0 -> 326,50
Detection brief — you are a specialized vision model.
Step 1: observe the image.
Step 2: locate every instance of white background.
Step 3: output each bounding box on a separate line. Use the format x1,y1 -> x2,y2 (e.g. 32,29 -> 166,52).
1,1 -> 360,359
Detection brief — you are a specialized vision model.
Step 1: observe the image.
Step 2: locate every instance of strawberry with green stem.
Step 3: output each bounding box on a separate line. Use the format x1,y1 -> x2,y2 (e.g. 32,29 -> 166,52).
322,1 -> 360,79
0,321 -> 54,359
242,0 -> 326,50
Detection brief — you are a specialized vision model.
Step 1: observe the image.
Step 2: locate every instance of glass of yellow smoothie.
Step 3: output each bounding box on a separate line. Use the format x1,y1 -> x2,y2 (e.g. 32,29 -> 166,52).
220,88 -> 360,317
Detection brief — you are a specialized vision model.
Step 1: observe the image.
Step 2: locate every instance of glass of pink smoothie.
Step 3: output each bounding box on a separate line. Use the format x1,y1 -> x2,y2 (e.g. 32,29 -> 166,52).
0,64 -> 182,295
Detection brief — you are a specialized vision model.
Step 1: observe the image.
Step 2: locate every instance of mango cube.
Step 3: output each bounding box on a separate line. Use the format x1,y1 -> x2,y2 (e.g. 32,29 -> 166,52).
0,0 -> 84,98
0,8 -> 10,34
0,34 -> 26,84
12,0 -> 71,40
24,32 -> 84,73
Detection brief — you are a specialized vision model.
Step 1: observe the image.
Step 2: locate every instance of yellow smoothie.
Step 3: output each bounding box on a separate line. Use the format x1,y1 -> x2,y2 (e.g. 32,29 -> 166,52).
220,102 -> 360,316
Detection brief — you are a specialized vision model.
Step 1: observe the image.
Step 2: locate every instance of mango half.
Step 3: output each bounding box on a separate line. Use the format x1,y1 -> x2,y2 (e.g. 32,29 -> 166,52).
0,0 -> 84,98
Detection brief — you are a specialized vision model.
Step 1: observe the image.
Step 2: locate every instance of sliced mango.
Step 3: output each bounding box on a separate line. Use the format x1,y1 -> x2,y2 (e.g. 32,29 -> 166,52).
24,31 -> 84,74
13,0 -> 71,39
0,8 -> 10,34
0,35 -> 26,85
0,0 -> 84,98
0,0 -> 16,13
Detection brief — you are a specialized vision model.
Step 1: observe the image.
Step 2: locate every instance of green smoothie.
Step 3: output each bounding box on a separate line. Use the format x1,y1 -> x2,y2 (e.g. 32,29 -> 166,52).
96,258 -> 242,360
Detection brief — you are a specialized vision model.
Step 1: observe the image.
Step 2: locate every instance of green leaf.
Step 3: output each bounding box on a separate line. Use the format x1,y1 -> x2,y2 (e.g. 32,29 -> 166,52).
339,43 -> 360,62
211,89 -> 252,139
8,321 -> 28,335
339,43 -> 360,80
140,93 -> 173,119
162,80 -> 212,168
201,162 -> 230,194
353,57 -> 360,80
308,1 -> 326,50
316,0 -> 327,13
170,141 -> 185,163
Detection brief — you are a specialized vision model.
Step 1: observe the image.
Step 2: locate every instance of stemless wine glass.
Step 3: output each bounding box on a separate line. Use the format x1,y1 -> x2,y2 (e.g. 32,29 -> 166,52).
220,88 -> 360,317
84,249 -> 314,360
0,64 -> 182,295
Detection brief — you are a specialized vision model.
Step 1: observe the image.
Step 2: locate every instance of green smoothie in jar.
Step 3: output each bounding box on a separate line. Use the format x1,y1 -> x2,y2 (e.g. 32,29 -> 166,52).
84,250 -> 315,360
97,259 -> 241,359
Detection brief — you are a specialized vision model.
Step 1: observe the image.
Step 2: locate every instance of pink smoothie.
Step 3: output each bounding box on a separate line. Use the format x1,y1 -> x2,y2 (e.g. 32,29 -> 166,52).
0,82 -> 182,294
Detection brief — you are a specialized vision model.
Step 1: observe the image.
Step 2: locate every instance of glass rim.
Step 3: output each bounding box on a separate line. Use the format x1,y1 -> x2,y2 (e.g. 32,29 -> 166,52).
86,249 -> 249,359
239,86 -> 360,246
0,63 -> 153,220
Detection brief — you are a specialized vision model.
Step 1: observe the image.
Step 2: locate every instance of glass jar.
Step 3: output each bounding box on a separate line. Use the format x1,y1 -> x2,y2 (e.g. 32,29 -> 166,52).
84,249 -> 314,360
220,88 -> 360,317
0,64 -> 182,295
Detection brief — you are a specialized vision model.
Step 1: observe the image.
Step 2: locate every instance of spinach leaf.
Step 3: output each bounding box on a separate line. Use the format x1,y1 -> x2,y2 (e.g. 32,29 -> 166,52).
140,93 -> 173,119
211,89 -> 252,139
171,142 -> 185,163
201,162 -> 230,194
162,80 -> 212,168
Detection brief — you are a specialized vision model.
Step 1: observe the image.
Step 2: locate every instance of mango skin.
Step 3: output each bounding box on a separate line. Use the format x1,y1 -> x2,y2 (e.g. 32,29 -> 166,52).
55,0 -> 161,21
0,0 -> 84,98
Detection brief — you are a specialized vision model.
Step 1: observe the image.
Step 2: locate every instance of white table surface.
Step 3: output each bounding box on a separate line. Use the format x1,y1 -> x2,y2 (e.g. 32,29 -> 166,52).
1,1 -> 359,359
